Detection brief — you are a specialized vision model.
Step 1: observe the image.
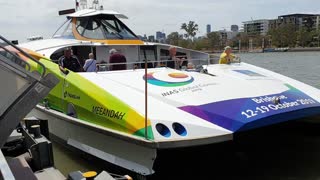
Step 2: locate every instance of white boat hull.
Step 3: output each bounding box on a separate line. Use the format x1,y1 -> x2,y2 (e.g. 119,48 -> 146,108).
28,105 -> 157,175
28,105 -> 232,175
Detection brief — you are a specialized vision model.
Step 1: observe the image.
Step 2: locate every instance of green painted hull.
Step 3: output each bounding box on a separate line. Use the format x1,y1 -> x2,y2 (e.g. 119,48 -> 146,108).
30,58 -> 154,140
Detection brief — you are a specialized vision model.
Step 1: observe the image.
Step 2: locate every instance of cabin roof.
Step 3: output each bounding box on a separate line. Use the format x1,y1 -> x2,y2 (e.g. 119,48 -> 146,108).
67,9 -> 128,19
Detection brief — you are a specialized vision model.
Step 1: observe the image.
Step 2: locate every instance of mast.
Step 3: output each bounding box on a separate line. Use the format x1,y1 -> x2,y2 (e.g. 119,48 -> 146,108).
92,0 -> 99,9
79,0 -> 88,10
76,0 -> 103,10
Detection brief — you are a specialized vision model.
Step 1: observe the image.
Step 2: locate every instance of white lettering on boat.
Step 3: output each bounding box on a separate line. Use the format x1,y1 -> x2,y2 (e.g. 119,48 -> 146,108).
92,106 -> 126,120
241,98 -> 317,119
251,95 -> 287,104
162,90 -> 179,97
161,83 -> 217,97
64,91 -> 80,100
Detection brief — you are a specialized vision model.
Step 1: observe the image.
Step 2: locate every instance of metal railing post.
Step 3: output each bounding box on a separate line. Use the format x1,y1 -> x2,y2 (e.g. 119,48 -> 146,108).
144,57 -> 148,140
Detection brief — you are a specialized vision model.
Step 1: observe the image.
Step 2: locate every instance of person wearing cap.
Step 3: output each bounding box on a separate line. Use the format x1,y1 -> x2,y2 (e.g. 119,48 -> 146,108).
219,46 -> 236,64
108,48 -> 127,71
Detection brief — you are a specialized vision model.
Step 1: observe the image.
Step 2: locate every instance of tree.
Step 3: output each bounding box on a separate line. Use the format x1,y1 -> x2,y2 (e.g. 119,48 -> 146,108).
268,24 -> 296,47
236,32 -> 250,51
280,24 -> 297,47
312,30 -> 320,47
206,32 -> 221,50
178,39 -> 191,49
304,17 -> 314,32
181,21 -> 199,40
193,38 -> 209,51
166,32 -> 182,46
297,27 -> 313,47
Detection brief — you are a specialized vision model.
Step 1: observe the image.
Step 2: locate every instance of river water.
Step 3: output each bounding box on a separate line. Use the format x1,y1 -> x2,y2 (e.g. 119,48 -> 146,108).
239,51 -> 320,89
53,51 -> 320,180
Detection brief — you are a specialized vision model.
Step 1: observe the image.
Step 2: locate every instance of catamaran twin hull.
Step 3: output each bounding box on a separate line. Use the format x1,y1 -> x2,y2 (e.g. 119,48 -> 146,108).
26,56 -> 320,175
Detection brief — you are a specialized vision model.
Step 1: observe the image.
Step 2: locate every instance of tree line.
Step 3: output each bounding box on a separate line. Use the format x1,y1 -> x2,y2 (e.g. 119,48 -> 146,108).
165,21 -> 320,52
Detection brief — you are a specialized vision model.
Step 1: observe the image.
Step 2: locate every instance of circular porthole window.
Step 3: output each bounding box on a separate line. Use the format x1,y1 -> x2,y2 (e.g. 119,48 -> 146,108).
156,123 -> 171,138
172,123 -> 187,136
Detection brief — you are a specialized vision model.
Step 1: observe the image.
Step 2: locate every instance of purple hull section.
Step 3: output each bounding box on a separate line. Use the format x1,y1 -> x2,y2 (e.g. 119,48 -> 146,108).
180,84 -> 320,132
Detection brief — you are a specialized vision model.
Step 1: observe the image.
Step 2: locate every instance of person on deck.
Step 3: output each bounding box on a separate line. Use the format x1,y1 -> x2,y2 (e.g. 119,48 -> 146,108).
83,53 -> 97,72
108,49 -> 127,71
219,46 -> 237,64
59,48 -> 82,72
167,46 -> 187,69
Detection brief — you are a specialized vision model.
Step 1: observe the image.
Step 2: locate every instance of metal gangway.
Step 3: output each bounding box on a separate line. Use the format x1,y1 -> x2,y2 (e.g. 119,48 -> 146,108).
0,35 -> 59,180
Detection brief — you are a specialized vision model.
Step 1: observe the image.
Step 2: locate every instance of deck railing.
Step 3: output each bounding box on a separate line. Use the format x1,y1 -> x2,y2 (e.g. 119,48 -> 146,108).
95,58 -> 213,72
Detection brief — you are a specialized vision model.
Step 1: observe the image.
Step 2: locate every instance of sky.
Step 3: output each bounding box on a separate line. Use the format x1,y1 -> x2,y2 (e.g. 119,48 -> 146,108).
0,0 -> 319,43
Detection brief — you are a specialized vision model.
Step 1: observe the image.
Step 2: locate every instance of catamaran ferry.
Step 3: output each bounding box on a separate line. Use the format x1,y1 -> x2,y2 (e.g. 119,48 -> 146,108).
15,0 -> 320,177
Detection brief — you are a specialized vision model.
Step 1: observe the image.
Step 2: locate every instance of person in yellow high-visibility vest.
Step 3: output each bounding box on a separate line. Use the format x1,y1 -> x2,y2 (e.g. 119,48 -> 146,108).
219,46 -> 237,64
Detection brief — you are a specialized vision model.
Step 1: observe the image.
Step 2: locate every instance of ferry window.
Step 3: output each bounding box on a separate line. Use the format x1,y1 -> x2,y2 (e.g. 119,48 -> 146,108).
76,18 -> 105,39
160,49 -> 186,58
76,15 -> 138,40
145,49 -> 156,61
82,20 -> 105,39
176,51 -> 187,58
140,46 -> 156,60
138,46 -> 156,68
50,50 -> 64,64
118,28 -> 136,39
53,19 -> 74,39
160,49 -> 169,60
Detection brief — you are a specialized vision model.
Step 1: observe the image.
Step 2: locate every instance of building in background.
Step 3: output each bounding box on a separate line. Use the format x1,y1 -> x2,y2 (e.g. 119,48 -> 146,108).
269,14 -> 320,31
137,35 -> 143,40
206,24 -> 211,34
137,34 -> 148,41
231,25 -> 239,32
156,31 -> 166,43
243,19 -> 270,36
148,35 -> 155,42
217,29 -> 239,47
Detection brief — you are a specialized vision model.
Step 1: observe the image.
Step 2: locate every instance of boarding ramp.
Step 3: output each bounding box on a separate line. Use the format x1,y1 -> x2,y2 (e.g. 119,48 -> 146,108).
0,35 -> 59,179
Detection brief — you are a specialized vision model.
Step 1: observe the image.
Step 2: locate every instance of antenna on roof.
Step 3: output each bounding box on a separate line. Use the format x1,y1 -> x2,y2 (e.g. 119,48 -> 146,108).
79,0 -> 88,9
92,0 -> 99,9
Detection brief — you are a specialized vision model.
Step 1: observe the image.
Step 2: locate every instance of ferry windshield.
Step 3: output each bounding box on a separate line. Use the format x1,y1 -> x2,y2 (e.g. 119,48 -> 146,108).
76,15 -> 138,40
53,19 -> 74,39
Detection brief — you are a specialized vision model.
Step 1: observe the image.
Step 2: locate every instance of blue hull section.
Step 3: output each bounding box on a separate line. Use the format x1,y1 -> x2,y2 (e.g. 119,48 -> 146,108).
180,84 -> 320,132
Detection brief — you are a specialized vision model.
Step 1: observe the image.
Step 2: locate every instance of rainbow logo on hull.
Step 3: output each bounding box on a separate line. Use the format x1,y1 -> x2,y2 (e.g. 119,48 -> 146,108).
144,72 -> 194,87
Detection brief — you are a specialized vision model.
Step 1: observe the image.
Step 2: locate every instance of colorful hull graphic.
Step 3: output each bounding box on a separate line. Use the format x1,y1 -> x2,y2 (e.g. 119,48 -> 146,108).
25,57 -> 154,140
179,84 -> 320,132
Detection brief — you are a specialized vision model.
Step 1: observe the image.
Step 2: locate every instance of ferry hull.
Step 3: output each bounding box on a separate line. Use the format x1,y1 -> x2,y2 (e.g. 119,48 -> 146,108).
28,105 -> 233,176
28,105 -> 157,175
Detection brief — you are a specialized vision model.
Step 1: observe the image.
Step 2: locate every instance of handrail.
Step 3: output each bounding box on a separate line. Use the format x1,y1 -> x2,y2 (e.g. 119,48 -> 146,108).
143,57 -> 148,140
95,58 -> 211,71
0,35 -> 47,77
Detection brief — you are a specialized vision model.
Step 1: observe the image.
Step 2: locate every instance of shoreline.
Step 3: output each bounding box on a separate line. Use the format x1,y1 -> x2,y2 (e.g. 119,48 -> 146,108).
287,47 -> 320,52
206,47 -> 320,54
